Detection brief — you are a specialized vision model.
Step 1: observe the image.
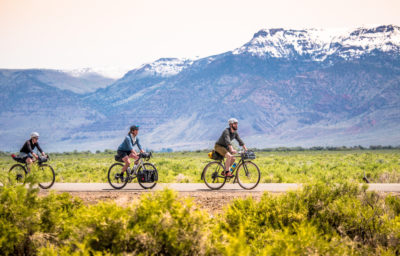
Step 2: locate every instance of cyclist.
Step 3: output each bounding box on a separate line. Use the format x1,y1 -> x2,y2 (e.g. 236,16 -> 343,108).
214,118 -> 248,177
19,132 -> 47,171
117,125 -> 144,176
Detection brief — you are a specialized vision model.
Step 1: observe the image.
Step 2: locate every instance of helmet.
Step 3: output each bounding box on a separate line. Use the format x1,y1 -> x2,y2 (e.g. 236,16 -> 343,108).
30,132 -> 39,138
228,118 -> 238,125
130,125 -> 140,132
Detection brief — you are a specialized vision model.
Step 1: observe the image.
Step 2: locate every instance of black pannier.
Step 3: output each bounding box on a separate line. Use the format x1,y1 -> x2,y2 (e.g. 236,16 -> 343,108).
114,155 -> 124,162
11,154 -> 26,163
137,169 -> 158,183
38,156 -> 48,163
243,151 -> 256,160
139,152 -> 152,159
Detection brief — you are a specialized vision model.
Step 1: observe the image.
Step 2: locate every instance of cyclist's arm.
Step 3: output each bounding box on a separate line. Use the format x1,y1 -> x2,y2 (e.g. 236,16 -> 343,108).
36,142 -> 43,153
26,141 -> 38,159
228,145 -> 237,154
235,133 -> 245,147
36,142 -> 45,156
126,135 -> 135,154
136,138 -> 144,153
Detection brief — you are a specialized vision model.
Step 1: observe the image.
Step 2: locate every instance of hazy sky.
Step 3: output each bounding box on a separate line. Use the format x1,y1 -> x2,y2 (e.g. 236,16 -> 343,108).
1,0 -> 399,76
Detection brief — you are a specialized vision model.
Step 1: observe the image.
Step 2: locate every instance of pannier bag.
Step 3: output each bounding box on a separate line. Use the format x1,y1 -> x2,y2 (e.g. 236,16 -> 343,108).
243,151 -> 256,160
11,154 -> 26,163
114,155 -> 124,162
38,156 -> 48,163
208,150 -> 223,160
140,152 -> 152,159
137,169 -> 158,183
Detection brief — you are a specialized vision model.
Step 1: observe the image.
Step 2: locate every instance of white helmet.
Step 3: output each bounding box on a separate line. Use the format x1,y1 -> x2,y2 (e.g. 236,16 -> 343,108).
228,118 -> 238,125
30,132 -> 39,138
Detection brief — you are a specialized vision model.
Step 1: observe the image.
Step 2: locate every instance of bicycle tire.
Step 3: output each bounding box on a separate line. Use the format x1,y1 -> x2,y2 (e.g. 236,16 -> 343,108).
137,163 -> 158,189
38,164 -> 56,189
236,161 -> 260,190
108,163 -> 128,189
8,164 -> 26,185
202,161 -> 227,190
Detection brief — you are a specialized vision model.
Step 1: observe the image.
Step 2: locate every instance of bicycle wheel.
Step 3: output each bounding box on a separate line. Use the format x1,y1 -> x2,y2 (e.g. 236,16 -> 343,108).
236,161 -> 260,190
108,163 -> 128,189
137,163 -> 158,189
202,161 -> 226,190
37,164 -> 56,189
8,164 -> 26,185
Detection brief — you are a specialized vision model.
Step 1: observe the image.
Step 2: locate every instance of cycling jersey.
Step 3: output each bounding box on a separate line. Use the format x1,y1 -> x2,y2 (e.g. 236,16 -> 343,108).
118,134 -> 142,152
215,128 -> 244,148
20,139 -> 43,154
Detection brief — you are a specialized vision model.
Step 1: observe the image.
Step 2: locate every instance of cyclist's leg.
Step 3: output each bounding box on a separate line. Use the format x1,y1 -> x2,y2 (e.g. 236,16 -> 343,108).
214,144 -> 234,174
117,150 -> 131,172
128,152 -> 139,164
224,152 -> 235,174
24,153 -> 34,172
121,156 -> 131,172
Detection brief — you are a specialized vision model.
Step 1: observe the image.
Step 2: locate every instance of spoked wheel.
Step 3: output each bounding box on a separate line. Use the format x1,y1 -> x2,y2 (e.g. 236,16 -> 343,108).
137,163 -> 158,189
108,163 -> 128,189
37,164 -> 56,189
237,161 -> 261,190
202,161 -> 226,190
8,164 -> 26,185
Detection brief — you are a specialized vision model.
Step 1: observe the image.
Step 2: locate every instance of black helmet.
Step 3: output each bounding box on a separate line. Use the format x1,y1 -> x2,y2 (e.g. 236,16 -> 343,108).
130,125 -> 139,132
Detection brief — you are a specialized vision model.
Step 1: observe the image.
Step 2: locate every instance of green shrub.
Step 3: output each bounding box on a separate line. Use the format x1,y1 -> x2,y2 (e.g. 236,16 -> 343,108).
218,182 -> 400,255
54,189 -> 214,255
125,189 -> 214,255
3,181 -> 400,255
0,185 -> 82,256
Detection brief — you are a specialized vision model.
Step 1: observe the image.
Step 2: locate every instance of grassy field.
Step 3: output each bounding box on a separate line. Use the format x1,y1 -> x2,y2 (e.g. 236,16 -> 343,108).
1,150 -> 400,183
2,151 -> 400,255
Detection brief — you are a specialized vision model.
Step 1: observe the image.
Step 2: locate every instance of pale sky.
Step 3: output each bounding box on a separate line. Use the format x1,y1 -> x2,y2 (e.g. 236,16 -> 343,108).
1,0 -> 399,76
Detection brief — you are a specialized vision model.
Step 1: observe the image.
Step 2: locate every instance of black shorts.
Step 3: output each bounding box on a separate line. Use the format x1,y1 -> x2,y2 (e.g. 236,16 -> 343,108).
117,150 -> 130,159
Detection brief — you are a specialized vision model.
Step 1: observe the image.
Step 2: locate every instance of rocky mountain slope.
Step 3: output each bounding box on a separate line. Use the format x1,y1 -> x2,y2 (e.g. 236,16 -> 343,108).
1,25 -> 399,152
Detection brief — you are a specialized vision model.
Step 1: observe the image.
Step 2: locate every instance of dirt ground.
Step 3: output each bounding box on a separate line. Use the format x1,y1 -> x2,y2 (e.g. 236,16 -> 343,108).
38,190 -> 268,214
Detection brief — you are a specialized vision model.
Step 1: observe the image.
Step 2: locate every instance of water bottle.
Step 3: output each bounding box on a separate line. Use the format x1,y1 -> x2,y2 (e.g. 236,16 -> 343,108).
127,167 -> 132,175
229,162 -> 237,173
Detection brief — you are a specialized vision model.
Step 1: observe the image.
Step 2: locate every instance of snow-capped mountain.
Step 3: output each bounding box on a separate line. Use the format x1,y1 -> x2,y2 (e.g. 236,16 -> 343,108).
233,25 -> 400,61
1,25 -> 399,152
0,69 -> 116,94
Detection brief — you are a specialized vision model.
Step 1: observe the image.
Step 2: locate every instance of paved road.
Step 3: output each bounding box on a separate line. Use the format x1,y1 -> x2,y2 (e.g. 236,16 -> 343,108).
44,183 -> 400,192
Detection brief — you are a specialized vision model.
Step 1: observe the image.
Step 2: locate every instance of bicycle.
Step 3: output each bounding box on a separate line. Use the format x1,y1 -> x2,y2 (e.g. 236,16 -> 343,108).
8,154 -> 56,189
107,152 -> 158,189
201,150 -> 260,190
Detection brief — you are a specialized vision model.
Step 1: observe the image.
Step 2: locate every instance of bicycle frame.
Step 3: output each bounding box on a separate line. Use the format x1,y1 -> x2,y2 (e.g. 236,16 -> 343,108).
127,157 -> 145,178
124,153 -> 153,179
203,153 -> 249,183
202,150 -> 260,190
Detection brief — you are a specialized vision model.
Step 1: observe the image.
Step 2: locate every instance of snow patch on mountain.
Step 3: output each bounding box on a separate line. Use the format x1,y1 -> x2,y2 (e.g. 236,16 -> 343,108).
137,58 -> 194,77
65,67 -> 130,79
233,25 -> 400,61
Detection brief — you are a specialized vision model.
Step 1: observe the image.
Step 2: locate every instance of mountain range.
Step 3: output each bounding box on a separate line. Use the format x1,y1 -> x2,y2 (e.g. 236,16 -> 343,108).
1,25 -> 399,152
